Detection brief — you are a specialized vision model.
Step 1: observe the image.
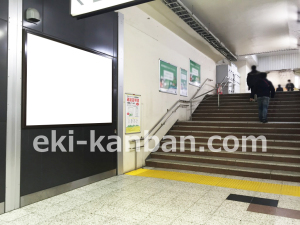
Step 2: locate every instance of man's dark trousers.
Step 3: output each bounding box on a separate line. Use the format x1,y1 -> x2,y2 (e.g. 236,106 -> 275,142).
257,96 -> 270,122
250,86 -> 257,101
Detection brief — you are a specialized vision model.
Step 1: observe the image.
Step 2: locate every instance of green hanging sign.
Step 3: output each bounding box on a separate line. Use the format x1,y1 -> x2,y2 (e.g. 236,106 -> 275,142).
159,60 -> 178,95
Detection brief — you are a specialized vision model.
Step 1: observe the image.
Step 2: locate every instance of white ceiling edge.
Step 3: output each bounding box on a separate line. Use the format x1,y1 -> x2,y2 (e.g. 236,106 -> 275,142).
236,55 -> 258,66
256,49 -> 300,58
237,48 -> 300,67
287,3 -> 300,49
136,1 -> 225,62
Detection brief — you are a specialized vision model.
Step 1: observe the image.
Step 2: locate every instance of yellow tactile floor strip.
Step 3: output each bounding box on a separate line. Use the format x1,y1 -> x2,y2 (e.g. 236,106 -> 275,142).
126,169 -> 300,197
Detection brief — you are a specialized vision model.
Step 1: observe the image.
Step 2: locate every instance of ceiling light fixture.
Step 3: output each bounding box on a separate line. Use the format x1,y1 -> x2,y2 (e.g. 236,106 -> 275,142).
290,37 -> 298,46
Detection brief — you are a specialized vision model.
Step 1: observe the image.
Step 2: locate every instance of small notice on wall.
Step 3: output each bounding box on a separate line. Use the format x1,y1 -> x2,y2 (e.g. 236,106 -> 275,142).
180,68 -> 188,97
189,59 -> 201,87
125,94 -> 141,134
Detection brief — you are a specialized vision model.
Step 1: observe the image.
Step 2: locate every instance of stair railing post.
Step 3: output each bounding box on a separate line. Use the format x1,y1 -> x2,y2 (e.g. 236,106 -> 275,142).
135,140 -> 137,170
217,83 -> 220,108
190,101 -> 193,121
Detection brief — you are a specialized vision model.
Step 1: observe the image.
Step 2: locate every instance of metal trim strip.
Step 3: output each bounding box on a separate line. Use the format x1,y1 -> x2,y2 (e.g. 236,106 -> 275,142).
6,0 -> 23,212
117,12 -> 124,175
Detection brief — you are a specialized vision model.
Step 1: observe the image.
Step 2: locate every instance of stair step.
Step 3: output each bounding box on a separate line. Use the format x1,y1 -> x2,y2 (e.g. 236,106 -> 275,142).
146,158 -> 300,182
155,149 -> 300,163
191,117 -> 300,122
206,92 -> 300,97
206,93 -> 300,97
151,152 -> 300,172
192,113 -> 300,117
168,129 -> 300,137
160,140 -> 300,153
167,135 -> 300,149
204,95 -> 300,100
197,105 -> 299,109
168,130 -> 300,141
201,102 -> 300,107
176,121 -> 300,128
194,109 -> 300,113
202,99 -> 300,103
204,100 -> 300,104
205,96 -> 300,100
172,125 -> 300,134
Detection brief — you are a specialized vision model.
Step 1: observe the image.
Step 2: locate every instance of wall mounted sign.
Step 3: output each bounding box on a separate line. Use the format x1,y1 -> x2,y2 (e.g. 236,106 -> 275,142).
180,68 -> 188,97
71,0 -> 154,17
125,94 -> 141,134
159,59 -> 178,95
189,59 -> 201,87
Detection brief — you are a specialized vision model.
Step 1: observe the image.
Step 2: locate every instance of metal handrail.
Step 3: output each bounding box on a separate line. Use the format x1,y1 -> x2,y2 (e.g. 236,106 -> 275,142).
191,75 -> 231,112
131,78 -> 213,143
130,78 -> 214,169
129,76 -> 236,169
138,104 -> 189,148
139,100 -> 189,141
131,76 -> 233,144
190,78 -> 214,100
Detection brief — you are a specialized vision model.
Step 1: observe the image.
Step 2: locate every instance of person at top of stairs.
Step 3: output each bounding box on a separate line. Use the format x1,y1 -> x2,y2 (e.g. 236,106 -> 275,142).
286,79 -> 295,92
276,84 -> 283,92
247,65 -> 260,102
251,72 -> 275,123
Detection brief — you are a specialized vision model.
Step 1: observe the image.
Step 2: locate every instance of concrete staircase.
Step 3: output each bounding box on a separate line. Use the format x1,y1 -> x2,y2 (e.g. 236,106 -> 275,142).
146,91 -> 300,182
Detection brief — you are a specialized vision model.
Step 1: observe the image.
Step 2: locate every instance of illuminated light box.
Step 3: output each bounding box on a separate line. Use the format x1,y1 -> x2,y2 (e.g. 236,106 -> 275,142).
71,0 -> 153,17
23,32 -> 113,127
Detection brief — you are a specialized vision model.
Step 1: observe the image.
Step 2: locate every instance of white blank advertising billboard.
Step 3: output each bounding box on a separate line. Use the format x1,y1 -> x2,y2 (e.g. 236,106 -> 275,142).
25,33 -> 113,126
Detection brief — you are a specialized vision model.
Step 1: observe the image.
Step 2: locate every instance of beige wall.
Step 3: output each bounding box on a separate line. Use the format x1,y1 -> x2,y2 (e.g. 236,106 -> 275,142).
295,74 -> 300,89
120,7 -> 217,173
235,60 -> 251,93
267,71 -> 295,90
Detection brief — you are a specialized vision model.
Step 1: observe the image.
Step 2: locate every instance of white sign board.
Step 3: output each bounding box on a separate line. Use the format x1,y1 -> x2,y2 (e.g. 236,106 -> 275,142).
164,70 -> 174,81
71,0 -> 134,16
25,33 -> 113,126
125,94 -> 141,134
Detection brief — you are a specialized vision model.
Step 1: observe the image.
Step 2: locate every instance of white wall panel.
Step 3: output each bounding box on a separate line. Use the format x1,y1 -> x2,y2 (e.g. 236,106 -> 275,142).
257,51 -> 300,72
119,7 -> 216,173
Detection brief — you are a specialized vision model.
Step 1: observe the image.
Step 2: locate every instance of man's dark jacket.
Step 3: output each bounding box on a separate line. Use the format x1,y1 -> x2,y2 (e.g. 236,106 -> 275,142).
251,78 -> 275,99
276,87 -> 283,92
286,83 -> 295,92
247,70 -> 260,88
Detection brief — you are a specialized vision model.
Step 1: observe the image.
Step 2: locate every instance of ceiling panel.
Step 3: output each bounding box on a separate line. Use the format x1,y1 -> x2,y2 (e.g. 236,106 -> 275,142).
180,0 -> 299,55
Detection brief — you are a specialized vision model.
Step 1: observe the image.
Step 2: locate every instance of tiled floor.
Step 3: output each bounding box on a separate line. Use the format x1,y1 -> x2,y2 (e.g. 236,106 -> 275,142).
1,167 -> 300,225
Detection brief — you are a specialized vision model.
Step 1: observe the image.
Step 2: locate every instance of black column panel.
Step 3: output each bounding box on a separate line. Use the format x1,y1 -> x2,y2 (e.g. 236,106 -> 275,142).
0,20 -> 7,122
0,19 -> 8,203
23,0 -> 43,32
0,0 -> 8,21
83,13 -> 115,57
21,0 -> 118,196
43,0 -> 85,47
